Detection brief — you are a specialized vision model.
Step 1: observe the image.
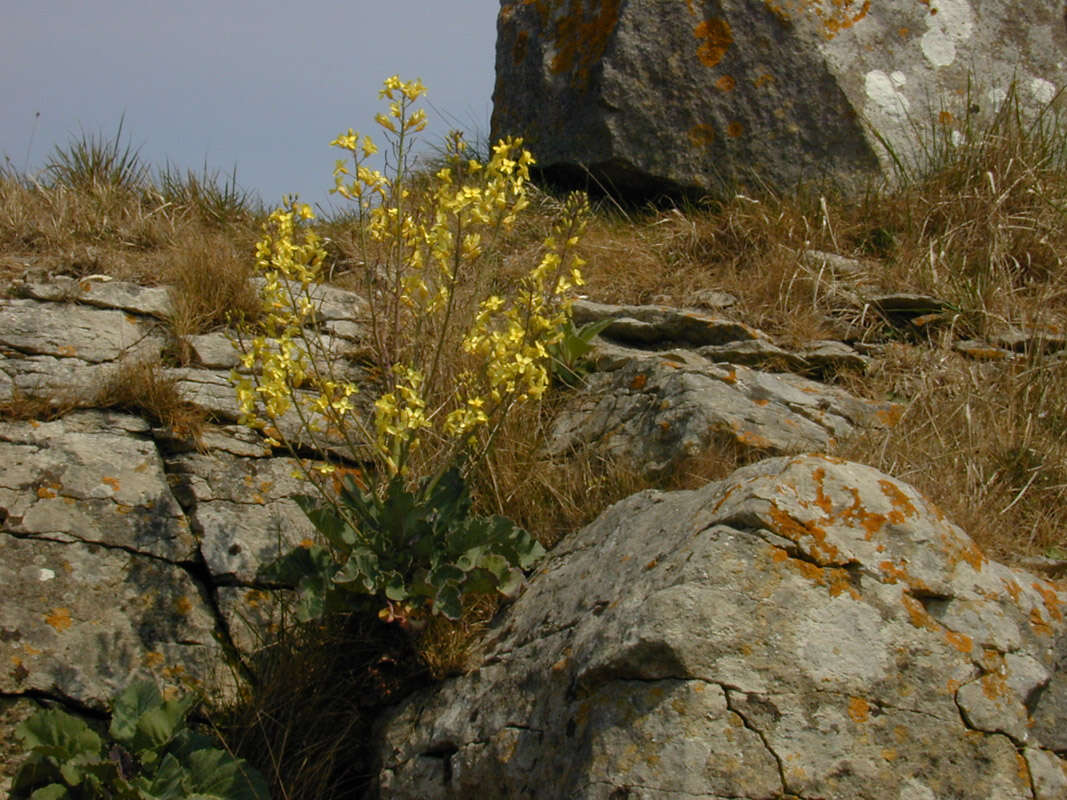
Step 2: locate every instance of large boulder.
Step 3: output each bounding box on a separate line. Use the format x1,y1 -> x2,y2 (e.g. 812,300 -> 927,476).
491,0 -> 1067,199
375,454 -> 1067,799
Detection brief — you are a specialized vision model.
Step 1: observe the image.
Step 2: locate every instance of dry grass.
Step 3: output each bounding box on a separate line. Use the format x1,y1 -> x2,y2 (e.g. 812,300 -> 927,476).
209,610 -> 430,800
94,358 -> 208,439
164,229 -> 262,348
840,345 -> 1067,563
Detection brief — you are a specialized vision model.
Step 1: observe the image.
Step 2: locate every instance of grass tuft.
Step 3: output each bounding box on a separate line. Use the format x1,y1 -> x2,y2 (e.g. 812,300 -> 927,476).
94,358 -> 206,438
44,115 -> 148,195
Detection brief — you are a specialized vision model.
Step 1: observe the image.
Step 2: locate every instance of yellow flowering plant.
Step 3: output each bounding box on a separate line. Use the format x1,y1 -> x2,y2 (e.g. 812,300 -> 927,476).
231,77 -> 589,622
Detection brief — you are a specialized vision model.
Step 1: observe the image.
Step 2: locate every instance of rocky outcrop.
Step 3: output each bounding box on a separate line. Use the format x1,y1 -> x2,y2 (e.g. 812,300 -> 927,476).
375,454 -> 1067,799
491,0 -> 1067,200
550,299 -> 898,474
3,270 -> 1064,797
0,274 -> 368,791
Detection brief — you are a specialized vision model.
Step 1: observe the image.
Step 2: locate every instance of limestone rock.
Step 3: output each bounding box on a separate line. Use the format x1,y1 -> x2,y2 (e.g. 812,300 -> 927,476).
572,299 -> 764,347
375,455 -> 1067,799
18,275 -> 173,318
550,345 -> 898,474
0,533 -> 227,707
166,449 -> 318,582
492,0 -> 1067,199
0,298 -> 165,364
0,412 -> 196,561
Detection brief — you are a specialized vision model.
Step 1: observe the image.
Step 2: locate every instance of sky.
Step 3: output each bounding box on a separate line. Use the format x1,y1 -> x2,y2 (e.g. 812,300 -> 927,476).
1,0 -> 501,212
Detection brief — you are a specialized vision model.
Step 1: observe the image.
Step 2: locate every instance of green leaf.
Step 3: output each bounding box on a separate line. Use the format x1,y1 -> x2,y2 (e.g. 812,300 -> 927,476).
334,546 -> 381,593
109,681 -> 162,743
478,553 -> 510,580
496,567 -> 525,599
185,748 -> 271,800
16,709 -> 102,762
292,495 -> 356,549
383,571 -> 409,602
130,694 -> 196,754
433,582 -> 463,620
136,752 -> 186,799
27,786 -> 71,800
428,564 -> 465,588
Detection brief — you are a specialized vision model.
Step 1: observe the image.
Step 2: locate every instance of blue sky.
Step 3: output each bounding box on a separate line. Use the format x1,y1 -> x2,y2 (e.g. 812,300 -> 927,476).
2,0 -> 500,212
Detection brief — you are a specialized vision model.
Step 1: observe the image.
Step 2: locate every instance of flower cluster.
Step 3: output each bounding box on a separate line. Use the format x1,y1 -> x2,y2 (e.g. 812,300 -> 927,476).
232,76 -> 588,484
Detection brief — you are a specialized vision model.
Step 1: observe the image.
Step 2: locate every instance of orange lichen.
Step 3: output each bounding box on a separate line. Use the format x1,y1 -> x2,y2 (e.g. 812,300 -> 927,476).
36,486 -> 57,499
875,404 -> 904,427
726,121 -> 745,138
518,0 -> 622,86
878,480 -> 917,518
715,74 -> 736,91
979,671 -> 1010,701
753,73 -> 775,88
767,500 -> 843,562
175,596 -> 193,615
688,123 -> 717,147
1029,607 -> 1052,636
881,748 -> 898,761
101,476 -> 121,492
812,468 -> 833,513
45,607 -> 72,632
939,110 -> 955,125
694,18 -> 733,67
901,591 -> 938,631
1016,752 -> 1032,785
514,29 -> 530,63
847,696 -> 870,722
764,0 -> 871,38
835,486 -> 891,539
736,428 -> 775,449
944,629 -> 973,654
630,373 -> 648,390
1032,581 -> 1064,622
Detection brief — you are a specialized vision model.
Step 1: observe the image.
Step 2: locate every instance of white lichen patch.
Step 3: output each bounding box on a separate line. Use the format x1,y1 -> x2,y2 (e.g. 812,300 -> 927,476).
1030,77 -> 1057,106
37,568 -> 55,582
987,87 -> 1008,109
920,0 -> 975,68
865,70 -> 911,117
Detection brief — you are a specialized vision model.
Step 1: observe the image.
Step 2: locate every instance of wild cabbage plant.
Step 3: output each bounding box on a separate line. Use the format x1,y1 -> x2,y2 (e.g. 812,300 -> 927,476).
231,77 -> 588,622
11,680 -> 269,800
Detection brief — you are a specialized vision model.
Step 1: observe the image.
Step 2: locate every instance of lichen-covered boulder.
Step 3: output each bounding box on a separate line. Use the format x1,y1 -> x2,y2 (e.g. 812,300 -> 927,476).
375,455 -> 1067,799
491,0 -> 1067,199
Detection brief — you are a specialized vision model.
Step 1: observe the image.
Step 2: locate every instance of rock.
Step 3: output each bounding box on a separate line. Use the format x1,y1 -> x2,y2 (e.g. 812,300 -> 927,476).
800,249 -> 870,280
18,275 -> 174,319
250,276 -> 369,322
689,288 -> 737,310
491,1 -> 1067,200
955,339 -> 1018,361
992,323 -> 1067,355
0,412 -> 196,562
0,298 -> 165,364
0,533 -> 228,707
0,354 -> 123,406
374,455 -> 1067,799
571,299 -> 764,347
165,449 -> 318,583
550,345 -> 899,474
868,292 -> 948,320
798,339 -> 871,373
